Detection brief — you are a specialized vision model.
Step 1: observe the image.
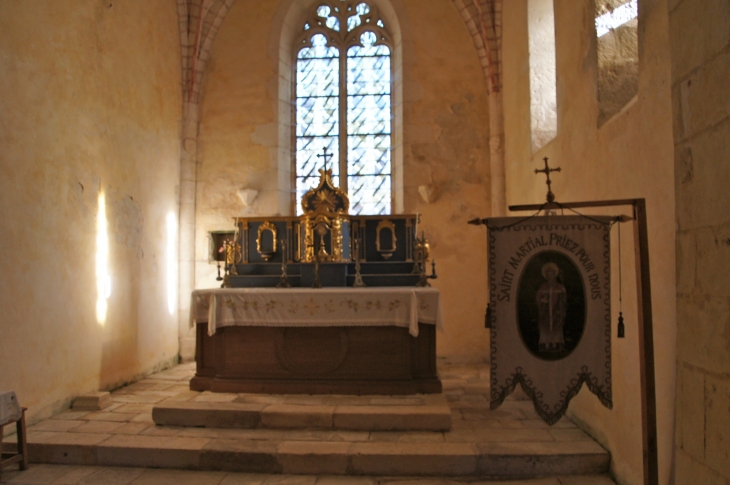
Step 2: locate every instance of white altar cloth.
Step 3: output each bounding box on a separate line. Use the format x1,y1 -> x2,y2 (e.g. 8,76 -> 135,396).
0,391 -> 22,427
190,287 -> 444,338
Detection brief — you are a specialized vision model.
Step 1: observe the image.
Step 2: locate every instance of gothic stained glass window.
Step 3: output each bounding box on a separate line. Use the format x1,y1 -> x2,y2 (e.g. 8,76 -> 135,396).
295,1 -> 392,215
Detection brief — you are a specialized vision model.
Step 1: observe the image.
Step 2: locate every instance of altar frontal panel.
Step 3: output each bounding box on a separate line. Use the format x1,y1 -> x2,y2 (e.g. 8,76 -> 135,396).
487,216 -> 612,424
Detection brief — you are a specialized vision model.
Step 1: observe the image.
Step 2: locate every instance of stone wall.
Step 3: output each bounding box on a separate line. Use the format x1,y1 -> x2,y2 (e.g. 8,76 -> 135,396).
670,0 -> 730,483
192,0 -> 492,361
0,0 -> 182,425
502,0 -> 675,483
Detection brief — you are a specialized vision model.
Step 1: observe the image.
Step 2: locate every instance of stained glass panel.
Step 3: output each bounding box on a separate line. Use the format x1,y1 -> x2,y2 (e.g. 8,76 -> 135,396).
347,95 -> 390,134
296,97 -> 338,137
296,33 -> 341,215
346,32 -> 391,214
348,135 -> 390,175
296,137 -> 340,216
297,58 -> 338,97
348,175 -> 391,215
298,34 -> 338,59
347,54 -> 390,95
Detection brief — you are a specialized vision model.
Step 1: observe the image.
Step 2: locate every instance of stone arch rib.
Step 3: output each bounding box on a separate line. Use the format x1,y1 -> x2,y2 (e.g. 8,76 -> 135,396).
451,0 -> 502,93
451,0 -> 505,216
178,0 -> 236,104
175,0 -> 237,360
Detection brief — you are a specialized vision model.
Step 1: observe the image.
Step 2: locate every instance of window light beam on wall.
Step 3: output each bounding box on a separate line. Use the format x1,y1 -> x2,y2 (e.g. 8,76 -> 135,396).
96,192 -> 111,325
166,211 -> 177,316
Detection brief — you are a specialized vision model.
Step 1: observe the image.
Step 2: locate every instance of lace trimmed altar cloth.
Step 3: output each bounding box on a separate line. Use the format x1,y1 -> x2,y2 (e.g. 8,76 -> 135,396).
0,391 -> 21,427
190,287 -> 444,338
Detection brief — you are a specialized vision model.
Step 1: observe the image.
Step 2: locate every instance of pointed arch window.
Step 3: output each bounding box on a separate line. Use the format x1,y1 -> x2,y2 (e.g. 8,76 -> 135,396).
295,1 -> 392,215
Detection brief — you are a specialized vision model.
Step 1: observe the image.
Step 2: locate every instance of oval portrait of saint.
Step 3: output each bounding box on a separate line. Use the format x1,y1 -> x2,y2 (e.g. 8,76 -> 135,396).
516,250 -> 586,361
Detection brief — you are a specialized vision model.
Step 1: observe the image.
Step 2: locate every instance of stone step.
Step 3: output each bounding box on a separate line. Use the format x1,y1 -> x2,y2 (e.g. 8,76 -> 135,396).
151,399 -> 452,432
8,362 -> 611,479
16,434 -> 609,478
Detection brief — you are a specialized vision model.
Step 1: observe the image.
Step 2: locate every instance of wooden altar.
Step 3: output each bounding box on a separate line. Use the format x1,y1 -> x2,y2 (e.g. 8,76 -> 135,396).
189,287 -> 443,395
191,323 -> 440,395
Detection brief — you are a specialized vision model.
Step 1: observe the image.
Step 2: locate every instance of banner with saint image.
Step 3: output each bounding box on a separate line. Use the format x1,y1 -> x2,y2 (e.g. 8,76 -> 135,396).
487,215 -> 612,424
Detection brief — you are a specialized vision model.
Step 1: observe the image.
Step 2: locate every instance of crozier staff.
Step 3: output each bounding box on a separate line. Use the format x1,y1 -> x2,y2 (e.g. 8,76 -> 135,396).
536,262 -> 566,352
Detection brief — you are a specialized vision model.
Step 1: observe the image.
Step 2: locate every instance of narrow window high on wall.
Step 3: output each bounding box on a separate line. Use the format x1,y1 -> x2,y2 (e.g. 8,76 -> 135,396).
295,1 -> 392,215
595,0 -> 638,126
528,0 -> 557,154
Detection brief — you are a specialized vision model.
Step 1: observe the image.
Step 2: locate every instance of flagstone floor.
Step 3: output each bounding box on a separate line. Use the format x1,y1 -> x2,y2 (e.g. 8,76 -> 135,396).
0,361 -> 615,484
0,464 -> 617,485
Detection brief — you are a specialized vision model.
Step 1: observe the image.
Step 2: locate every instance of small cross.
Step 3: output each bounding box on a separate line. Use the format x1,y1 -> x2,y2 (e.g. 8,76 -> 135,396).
534,157 -> 561,203
317,147 -> 333,173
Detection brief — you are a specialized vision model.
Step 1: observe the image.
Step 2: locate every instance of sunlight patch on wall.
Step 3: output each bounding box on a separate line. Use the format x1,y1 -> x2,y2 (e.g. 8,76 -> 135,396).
96,192 -> 111,324
166,211 -> 177,315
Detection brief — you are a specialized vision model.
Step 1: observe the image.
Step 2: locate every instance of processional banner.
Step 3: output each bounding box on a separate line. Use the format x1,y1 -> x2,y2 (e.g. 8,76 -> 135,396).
487,215 -> 613,424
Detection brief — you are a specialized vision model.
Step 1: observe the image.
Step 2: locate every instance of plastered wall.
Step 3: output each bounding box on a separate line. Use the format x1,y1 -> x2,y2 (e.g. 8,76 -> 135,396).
193,0 -> 492,361
0,0 -> 182,424
669,0 -> 730,483
502,0 -> 675,484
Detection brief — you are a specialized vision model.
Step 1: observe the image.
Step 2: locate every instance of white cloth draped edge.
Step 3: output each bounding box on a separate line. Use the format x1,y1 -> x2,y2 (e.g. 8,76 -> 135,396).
189,287 -> 444,338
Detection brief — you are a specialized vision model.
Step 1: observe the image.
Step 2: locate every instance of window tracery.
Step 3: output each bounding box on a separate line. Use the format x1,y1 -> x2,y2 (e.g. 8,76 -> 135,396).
294,1 -> 393,215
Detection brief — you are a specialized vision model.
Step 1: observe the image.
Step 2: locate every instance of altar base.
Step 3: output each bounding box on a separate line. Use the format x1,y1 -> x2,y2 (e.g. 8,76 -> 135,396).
191,323 -> 441,395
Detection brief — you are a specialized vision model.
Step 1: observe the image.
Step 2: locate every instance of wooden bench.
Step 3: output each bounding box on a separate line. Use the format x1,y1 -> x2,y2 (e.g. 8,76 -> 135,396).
0,407 -> 28,480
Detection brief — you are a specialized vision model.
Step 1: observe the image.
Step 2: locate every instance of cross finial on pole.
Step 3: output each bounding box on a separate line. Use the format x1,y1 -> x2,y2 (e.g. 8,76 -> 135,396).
317,147 -> 333,173
534,157 -> 561,203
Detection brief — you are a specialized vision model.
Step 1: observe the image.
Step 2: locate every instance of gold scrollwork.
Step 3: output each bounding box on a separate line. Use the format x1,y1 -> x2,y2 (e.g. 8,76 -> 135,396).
376,219 -> 397,260
256,222 -> 278,261
223,239 -> 242,273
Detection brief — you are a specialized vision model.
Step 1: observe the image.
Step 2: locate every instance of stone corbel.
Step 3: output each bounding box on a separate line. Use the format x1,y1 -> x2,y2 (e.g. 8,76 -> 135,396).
418,184 -> 440,204
238,188 -> 258,207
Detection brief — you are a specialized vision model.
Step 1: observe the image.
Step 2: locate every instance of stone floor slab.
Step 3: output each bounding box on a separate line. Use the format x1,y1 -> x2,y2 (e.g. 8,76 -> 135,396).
128,468 -> 226,485
349,442 -> 478,476
96,435 -> 211,469
29,420 -> 85,433
261,405 -> 334,430
217,473 -> 269,484
314,477 -> 377,485
153,402 -> 265,429
200,440 -> 282,474
68,422 -> 125,434
80,413 -> 135,423
277,441 -> 351,475
369,432 -> 445,443
333,406 -> 451,432
556,476 -> 618,485
74,467 -> 145,484
260,476 -> 316,485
